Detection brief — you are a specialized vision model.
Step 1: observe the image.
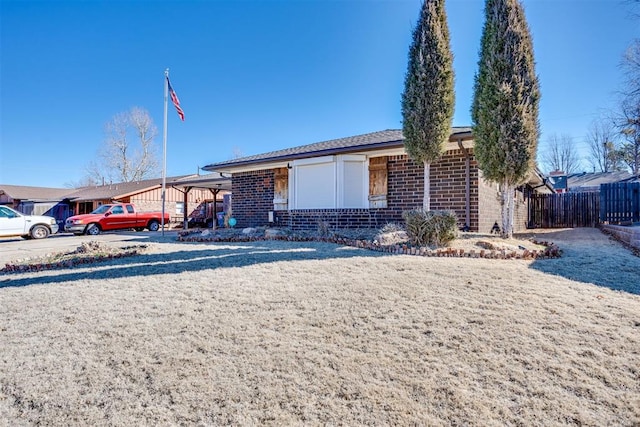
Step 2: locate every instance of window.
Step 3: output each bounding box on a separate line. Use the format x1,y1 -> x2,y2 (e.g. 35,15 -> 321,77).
111,206 -> 124,214
0,206 -> 16,218
289,155 -> 367,209
175,202 -> 184,215
78,202 -> 93,215
126,205 -> 135,214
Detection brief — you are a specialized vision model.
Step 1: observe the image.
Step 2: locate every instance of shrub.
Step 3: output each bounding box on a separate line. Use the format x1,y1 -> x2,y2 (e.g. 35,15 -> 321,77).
402,209 -> 458,247
317,219 -> 331,238
380,222 -> 405,234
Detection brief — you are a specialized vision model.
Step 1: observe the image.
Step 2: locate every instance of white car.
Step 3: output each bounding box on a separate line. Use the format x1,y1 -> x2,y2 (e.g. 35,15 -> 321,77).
0,205 -> 59,239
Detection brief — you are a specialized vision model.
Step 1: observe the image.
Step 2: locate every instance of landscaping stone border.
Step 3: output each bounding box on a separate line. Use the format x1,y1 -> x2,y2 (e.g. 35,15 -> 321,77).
177,232 -> 561,260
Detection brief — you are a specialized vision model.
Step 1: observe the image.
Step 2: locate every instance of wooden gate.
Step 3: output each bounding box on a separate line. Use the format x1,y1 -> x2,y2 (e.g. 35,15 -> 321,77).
600,182 -> 640,224
528,192 -> 600,228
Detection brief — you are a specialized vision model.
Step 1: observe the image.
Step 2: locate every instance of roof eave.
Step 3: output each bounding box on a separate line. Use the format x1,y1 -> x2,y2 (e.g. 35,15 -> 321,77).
202,139 -> 405,173
203,130 -> 474,173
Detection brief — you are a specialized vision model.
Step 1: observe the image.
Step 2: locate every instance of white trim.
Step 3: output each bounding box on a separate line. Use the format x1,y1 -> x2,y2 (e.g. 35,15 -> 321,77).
217,160 -> 290,174
292,156 -> 335,166
288,167 -> 295,209
339,154 -> 366,162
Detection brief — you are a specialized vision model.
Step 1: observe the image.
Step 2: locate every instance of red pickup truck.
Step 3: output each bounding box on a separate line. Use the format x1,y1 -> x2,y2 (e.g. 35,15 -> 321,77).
64,203 -> 170,235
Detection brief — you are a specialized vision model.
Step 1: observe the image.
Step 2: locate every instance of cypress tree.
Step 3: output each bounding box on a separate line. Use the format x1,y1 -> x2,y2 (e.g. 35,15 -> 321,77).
471,0 -> 540,238
402,0 -> 455,211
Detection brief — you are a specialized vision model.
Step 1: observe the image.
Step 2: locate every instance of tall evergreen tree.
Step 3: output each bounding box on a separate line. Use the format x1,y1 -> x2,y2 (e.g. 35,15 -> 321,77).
471,0 -> 540,238
401,0 -> 455,211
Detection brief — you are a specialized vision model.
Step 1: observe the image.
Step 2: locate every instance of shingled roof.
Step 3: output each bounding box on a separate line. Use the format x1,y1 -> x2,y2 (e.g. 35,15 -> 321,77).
563,171 -> 637,192
0,185 -> 73,202
203,127 -> 473,172
64,175 -> 194,202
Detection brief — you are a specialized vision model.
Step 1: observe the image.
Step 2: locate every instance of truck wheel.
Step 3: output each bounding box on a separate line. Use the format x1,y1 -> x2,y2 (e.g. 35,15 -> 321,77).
148,220 -> 160,232
30,225 -> 50,239
86,224 -> 101,235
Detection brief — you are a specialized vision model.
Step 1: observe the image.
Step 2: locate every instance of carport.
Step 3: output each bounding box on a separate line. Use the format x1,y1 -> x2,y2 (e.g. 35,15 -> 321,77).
170,173 -> 232,229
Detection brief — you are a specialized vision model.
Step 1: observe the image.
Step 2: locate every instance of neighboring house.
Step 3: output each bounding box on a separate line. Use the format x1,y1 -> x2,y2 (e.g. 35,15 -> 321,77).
0,185 -> 74,228
64,174 -> 231,224
547,171 -> 636,193
203,129 -> 549,233
0,185 -> 71,213
1,174 -> 232,230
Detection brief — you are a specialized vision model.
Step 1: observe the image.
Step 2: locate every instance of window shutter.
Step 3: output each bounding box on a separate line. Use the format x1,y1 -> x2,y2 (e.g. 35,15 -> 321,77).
273,167 -> 288,210
368,156 -> 388,208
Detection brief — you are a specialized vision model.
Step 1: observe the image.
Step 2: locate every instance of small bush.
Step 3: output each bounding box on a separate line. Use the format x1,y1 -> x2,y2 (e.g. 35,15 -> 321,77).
317,220 -> 331,238
380,222 -> 405,234
402,209 -> 458,247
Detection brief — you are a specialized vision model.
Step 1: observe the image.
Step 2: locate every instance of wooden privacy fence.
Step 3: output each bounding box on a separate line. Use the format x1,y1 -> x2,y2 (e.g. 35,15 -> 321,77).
528,192 -> 600,228
600,182 -> 640,224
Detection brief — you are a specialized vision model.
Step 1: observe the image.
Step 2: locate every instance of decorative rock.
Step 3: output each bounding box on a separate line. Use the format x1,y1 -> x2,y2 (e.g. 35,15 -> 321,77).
265,228 -> 285,239
242,227 -> 257,235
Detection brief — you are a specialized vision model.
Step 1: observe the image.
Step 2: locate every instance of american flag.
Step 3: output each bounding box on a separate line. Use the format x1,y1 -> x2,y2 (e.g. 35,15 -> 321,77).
167,77 -> 185,121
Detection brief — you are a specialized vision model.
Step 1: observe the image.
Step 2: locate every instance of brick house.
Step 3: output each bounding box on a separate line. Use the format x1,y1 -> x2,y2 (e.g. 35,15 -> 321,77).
203,129 -> 548,233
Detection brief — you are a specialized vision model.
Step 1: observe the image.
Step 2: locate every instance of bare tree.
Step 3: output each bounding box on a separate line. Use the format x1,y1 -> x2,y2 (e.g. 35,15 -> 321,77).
616,37 -> 640,175
587,119 -> 624,172
541,134 -> 581,174
87,107 -> 160,183
231,146 -> 245,159
619,99 -> 640,175
622,40 -> 640,99
64,174 -> 101,189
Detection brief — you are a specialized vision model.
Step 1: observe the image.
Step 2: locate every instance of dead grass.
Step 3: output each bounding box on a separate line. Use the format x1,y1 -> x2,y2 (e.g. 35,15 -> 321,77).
1,241 -> 148,273
0,231 -> 639,425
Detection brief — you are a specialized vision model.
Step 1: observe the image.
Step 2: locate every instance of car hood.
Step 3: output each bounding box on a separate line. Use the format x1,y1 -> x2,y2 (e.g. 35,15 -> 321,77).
66,214 -> 102,221
27,215 -> 57,224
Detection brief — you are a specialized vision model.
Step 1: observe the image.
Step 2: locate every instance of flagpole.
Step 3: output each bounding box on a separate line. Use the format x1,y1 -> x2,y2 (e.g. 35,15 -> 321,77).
161,68 -> 169,236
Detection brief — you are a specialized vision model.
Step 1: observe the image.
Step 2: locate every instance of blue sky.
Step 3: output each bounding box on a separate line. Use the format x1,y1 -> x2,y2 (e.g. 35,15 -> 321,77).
1,0 -> 638,188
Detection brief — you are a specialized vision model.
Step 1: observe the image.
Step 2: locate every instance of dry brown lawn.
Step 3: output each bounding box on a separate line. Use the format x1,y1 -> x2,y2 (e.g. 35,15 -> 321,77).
0,228 -> 639,425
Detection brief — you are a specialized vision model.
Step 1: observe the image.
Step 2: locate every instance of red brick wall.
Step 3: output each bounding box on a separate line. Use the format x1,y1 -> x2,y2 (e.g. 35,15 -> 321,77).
386,155 -> 424,214
430,148 -> 479,231
514,189 -> 529,232
275,209 -> 387,230
477,173 -> 531,233
477,173 -> 502,234
386,150 -> 480,231
231,150 -> 501,231
231,170 -> 274,228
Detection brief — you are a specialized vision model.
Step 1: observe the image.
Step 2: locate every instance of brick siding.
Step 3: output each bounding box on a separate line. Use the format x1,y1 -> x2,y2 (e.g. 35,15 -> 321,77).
274,209 -> 388,230
386,150 -> 480,230
477,174 -> 531,233
230,149 -> 517,231
231,170 -> 274,228
477,175 -> 502,234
